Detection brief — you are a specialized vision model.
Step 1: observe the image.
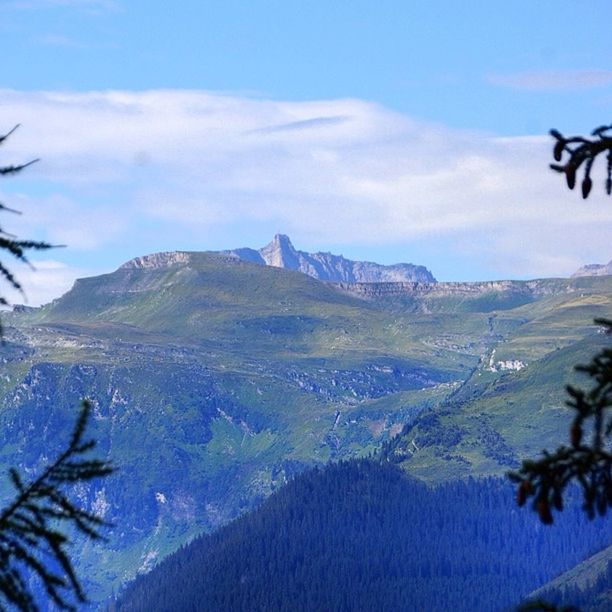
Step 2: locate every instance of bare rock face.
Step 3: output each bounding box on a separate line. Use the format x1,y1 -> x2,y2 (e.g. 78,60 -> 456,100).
571,260 -> 612,278
121,252 -> 192,270
225,234 -> 436,283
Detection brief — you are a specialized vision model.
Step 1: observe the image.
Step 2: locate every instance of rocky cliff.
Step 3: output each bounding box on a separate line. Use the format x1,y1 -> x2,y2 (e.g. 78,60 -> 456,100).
223,234 -> 436,283
572,259 -> 612,278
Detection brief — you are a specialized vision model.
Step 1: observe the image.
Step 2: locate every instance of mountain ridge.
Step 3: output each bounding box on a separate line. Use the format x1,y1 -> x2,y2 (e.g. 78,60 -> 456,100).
572,259 -> 612,278
222,233 -> 437,283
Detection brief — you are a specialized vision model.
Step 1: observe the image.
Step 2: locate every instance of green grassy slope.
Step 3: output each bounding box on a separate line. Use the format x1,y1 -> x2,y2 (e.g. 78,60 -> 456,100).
382,281 -> 612,482
0,254 -> 468,598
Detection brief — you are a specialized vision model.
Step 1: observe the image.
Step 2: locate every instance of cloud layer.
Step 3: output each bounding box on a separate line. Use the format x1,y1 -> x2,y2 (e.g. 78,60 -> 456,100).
0,89 -> 611,305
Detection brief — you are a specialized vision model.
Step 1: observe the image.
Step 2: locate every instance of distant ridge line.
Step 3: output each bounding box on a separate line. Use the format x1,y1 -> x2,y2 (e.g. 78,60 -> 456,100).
223,233 -> 437,284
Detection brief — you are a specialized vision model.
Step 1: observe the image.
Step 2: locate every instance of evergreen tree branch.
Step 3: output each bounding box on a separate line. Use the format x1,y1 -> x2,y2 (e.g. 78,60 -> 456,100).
0,400 -> 114,611
550,125 -> 612,198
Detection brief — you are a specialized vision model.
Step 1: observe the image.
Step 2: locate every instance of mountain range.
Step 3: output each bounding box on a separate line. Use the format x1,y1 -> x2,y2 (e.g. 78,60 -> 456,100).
0,241 -> 611,606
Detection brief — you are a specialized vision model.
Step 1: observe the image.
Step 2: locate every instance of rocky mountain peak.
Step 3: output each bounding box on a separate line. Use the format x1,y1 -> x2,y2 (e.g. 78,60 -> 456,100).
271,233 -> 294,250
117,236 -> 436,284
225,235 -> 436,284
571,259 -> 612,278
260,234 -> 300,269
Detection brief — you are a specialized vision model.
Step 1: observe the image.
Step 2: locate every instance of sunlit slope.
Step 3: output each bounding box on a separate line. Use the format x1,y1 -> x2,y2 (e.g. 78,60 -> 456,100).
19,253 -> 474,369
383,282 -> 612,481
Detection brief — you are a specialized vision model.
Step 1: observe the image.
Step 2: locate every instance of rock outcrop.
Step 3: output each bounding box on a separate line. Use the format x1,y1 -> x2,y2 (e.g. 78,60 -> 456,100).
121,251 -> 192,269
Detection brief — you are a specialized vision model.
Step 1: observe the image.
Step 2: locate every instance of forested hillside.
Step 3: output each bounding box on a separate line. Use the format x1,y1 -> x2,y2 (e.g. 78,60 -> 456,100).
116,460 -> 611,612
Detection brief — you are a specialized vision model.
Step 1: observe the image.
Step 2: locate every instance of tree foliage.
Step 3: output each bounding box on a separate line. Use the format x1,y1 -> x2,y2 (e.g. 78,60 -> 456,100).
0,401 -> 113,611
0,125 -> 53,317
509,126 -> 612,531
549,124 -> 612,199
116,461 -> 609,612
0,126 -> 113,610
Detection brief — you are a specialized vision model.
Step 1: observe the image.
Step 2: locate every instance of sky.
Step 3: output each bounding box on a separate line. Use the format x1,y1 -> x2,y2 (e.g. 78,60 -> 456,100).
1,1 -> 612,304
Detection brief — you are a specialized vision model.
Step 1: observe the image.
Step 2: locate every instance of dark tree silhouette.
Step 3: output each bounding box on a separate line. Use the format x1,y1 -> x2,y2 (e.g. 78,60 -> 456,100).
549,124 -> 612,199
510,127 -> 612,611
0,124 -> 54,332
0,125 -> 114,610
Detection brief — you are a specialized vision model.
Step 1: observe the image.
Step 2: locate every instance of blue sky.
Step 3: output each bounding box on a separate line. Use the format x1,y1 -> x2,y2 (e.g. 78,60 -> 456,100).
1,1 -> 612,303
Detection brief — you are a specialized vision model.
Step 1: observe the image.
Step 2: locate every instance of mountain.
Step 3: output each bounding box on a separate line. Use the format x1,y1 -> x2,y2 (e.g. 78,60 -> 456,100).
116,460 -> 611,612
1,249 -> 611,602
223,233 -> 437,283
572,259 -> 612,278
0,252 -> 455,602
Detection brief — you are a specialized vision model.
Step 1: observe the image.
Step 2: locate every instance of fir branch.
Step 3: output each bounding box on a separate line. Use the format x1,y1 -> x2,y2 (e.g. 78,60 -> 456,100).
0,400 -> 114,611
550,125 -> 612,198
0,124 -> 56,312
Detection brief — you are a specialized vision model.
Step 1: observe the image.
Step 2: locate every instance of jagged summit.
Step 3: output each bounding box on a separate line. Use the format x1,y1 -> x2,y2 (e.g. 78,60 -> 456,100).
224,234 -> 436,284
572,259 -> 612,278
260,234 -> 300,269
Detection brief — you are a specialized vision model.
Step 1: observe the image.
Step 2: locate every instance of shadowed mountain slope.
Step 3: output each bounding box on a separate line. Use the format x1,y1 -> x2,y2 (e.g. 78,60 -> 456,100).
526,544 -> 612,611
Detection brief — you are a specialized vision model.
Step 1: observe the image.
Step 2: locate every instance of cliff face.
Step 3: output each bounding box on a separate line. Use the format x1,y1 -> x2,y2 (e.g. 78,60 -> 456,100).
120,251 -> 192,269
332,276 -> 612,314
335,279 -> 569,299
224,234 -> 436,283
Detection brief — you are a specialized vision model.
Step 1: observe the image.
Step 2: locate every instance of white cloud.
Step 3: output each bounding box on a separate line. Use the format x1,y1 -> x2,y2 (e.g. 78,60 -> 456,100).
0,88 -> 610,304
487,70 -> 612,91
1,259 -> 92,307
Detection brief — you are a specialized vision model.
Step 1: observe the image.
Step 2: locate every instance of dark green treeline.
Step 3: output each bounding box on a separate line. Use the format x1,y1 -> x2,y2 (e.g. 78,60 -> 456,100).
116,460 -> 611,612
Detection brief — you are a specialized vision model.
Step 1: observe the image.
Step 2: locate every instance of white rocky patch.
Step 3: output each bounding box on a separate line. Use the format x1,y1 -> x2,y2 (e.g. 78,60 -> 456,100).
486,350 -> 526,372
138,550 -> 159,574
92,488 -> 110,519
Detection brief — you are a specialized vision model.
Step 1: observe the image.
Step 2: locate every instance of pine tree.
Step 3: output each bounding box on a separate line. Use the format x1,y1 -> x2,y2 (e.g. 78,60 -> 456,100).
510,128 -> 612,611
0,400 -> 113,610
